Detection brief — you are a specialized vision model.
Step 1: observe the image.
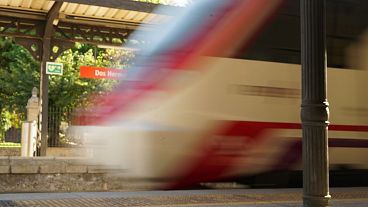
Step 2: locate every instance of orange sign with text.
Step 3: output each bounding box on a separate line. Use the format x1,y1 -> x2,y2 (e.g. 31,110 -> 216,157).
80,66 -> 125,80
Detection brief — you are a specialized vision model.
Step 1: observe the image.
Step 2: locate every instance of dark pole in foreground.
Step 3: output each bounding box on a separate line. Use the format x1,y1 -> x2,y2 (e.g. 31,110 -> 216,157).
300,0 -> 330,206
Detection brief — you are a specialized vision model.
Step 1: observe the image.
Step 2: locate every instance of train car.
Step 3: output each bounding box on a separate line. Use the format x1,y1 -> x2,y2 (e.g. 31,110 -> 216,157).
76,0 -> 368,188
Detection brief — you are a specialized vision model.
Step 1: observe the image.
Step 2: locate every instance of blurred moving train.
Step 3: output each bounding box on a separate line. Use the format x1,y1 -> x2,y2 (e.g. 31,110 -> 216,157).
76,0 -> 368,188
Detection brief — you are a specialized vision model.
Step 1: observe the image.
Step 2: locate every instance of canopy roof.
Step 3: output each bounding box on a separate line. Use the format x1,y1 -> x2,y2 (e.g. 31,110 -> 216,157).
0,0 -> 181,60
0,0 -> 175,29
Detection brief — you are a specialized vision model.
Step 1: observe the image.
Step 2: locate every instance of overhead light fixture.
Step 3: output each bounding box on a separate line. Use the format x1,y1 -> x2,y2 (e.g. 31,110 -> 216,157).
53,19 -> 59,26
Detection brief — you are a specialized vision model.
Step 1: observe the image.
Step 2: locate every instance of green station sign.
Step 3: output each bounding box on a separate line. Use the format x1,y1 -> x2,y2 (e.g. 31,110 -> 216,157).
46,62 -> 63,75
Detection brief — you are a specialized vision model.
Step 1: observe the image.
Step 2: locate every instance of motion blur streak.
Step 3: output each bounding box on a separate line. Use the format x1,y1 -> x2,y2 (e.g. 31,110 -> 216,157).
74,0 -> 368,189
76,0 -> 283,125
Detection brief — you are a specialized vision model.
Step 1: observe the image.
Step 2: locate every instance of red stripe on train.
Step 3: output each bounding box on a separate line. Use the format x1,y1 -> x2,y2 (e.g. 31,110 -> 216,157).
168,120 -> 368,189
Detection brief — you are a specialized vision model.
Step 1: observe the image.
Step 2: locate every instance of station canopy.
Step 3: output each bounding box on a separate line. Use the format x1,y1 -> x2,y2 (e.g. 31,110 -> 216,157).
1,0 -> 367,67
0,0 -> 179,60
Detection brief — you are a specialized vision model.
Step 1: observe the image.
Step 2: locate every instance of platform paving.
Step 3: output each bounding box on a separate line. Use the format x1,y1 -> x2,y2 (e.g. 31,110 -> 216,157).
0,188 -> 367,206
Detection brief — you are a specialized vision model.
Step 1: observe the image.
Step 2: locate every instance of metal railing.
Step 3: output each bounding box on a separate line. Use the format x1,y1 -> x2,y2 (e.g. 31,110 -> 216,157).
48,107 -> 77,147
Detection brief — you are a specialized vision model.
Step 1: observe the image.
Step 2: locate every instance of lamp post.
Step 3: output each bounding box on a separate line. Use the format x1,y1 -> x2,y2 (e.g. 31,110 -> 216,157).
300,0 -> 331,206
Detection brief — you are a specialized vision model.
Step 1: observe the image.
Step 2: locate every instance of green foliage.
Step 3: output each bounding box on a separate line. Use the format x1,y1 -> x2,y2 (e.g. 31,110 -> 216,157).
0,37 -> 40,114
49,43 -> 134,109
0,38 -> 135,142
0,142 -> 21,148
0,37 -> 39,141
0,110 -> 13,142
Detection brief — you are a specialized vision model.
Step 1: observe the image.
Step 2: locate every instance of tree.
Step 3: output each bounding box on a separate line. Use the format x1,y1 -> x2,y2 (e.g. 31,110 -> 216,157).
0,38 -> 134,143
0,37 -> 40,113
0,37 -> 39,141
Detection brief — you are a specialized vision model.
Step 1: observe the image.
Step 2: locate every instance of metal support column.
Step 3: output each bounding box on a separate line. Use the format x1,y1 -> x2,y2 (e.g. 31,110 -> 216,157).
300,0 -> 330,206
39,2 -> 63,156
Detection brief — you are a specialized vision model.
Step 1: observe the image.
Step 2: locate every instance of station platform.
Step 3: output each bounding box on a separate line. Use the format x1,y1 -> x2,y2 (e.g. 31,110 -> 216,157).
0,187 -> 367,206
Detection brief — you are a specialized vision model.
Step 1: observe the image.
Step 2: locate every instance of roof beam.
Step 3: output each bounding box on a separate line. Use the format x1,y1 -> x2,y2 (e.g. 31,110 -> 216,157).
44,1 -> 63,38
0,8 -> 46,20
53,0 -> 180,15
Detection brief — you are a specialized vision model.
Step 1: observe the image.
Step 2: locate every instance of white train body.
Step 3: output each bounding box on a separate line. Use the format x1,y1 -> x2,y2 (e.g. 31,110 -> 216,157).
83,57 -> 368,187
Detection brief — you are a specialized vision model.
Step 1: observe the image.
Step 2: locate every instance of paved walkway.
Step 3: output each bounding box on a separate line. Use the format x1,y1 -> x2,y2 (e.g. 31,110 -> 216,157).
0,188 -> 367,206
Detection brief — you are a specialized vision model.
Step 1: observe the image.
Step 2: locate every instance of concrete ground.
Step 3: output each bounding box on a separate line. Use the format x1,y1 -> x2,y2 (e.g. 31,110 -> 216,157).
0,187 -> 367,206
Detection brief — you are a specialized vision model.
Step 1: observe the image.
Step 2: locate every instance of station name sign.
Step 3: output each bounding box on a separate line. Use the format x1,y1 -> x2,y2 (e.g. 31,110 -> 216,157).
80,66 -> 125,80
